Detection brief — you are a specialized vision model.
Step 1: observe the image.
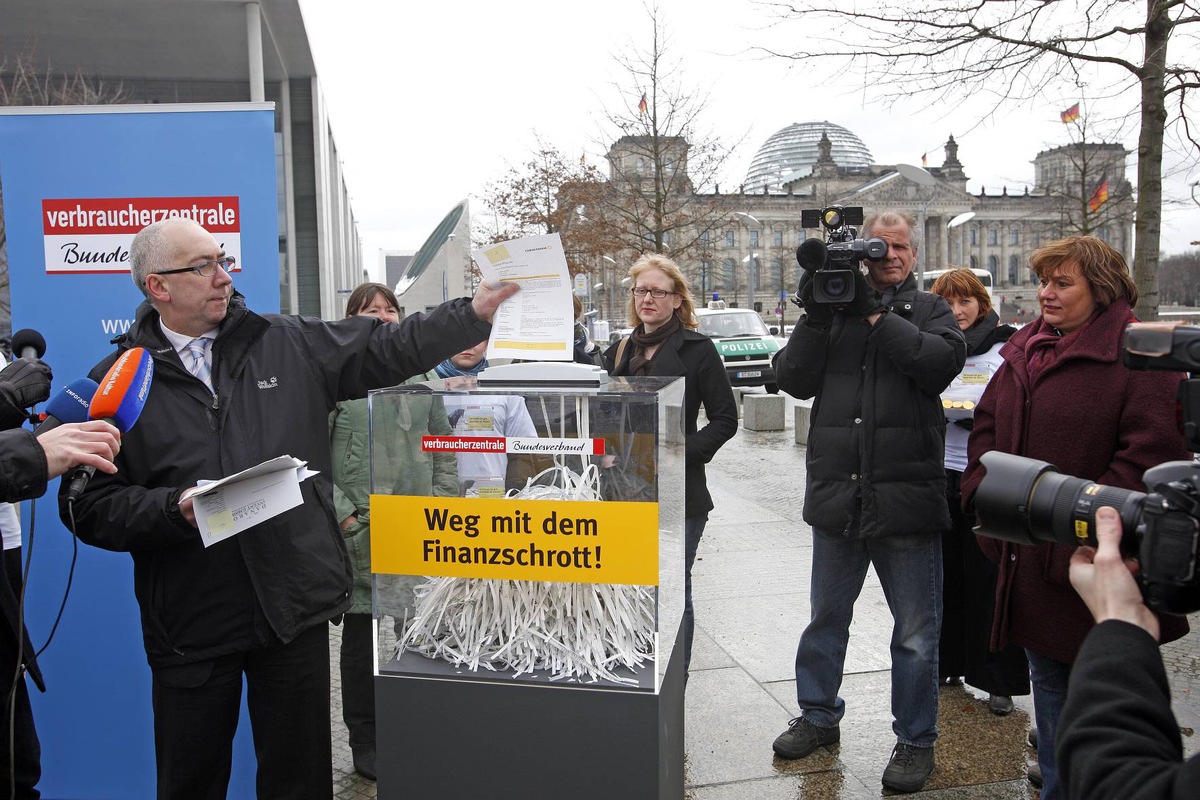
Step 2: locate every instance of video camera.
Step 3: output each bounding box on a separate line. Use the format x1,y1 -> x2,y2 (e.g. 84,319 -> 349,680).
796,206 -> 887,305
974,322 -> 1200,614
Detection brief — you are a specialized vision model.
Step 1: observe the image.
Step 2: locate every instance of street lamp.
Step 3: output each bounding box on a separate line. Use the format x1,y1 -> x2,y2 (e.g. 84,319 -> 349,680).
734,212 -> 761,312
895,163 -> 937,285
947,211 -> 976,269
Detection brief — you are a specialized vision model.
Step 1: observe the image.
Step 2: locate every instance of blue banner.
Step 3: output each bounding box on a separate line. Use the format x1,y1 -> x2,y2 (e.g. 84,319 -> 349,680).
0,103 -> 279,798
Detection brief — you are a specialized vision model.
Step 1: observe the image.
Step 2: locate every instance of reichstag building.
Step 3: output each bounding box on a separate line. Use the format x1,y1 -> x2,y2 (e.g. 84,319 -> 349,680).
604,121 -> 1133,316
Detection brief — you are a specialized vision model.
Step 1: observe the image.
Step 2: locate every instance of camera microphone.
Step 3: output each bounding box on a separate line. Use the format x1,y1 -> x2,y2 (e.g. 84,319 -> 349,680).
796,238 -> 828,273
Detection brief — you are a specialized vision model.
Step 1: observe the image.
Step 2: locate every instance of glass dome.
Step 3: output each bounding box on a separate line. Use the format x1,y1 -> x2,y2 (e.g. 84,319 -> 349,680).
744,121 -> 873,193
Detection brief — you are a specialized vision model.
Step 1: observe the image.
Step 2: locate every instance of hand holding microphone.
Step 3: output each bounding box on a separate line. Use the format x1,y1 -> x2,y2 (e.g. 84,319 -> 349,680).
33,378 -> 121,481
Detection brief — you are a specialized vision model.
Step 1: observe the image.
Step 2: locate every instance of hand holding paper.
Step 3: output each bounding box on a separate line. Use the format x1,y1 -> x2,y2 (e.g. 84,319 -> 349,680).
472,233 -> 576,361
179,455 -> 319,547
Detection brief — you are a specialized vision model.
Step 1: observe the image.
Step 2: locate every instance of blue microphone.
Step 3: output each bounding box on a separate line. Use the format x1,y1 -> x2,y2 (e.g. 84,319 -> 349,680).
34,378 -> 100,434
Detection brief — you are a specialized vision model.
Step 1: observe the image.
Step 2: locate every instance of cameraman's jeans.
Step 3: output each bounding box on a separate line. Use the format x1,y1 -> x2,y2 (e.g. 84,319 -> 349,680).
794,529 -> 942,746
1026,649 -> 1070,800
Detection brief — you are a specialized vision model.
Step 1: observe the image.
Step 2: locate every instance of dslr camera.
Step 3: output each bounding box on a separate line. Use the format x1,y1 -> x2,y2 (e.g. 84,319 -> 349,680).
974,322 -> 1200,614
797,206 -> 887,305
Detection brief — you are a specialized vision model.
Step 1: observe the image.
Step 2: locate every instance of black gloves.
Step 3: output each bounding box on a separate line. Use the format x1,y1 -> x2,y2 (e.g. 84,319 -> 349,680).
0,357 -> 53,429
798,275 -> 833,330
845,269 -> 887,320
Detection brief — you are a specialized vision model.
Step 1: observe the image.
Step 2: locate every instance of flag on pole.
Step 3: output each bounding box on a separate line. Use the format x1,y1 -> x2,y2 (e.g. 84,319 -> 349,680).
1060,102 -> 1081,123
921,152 -> 927,167
637,93 -> 648,116
1088,174 -> 1110,213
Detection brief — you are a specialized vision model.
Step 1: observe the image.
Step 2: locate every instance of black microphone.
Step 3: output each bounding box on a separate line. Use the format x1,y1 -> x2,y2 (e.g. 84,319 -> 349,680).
11,328 -> 47,360
796,238 -> 828,273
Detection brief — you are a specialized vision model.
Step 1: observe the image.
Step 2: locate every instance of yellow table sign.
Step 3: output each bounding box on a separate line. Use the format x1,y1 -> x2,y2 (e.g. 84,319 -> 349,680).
370,495 -> 659,585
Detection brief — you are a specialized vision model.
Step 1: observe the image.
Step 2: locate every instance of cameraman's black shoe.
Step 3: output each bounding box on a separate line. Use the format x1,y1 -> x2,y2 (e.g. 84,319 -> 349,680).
1027,762 -> 1043,788
881,742 -> 935,793
772,717 -> 839,759
1027,727 -> 1038,748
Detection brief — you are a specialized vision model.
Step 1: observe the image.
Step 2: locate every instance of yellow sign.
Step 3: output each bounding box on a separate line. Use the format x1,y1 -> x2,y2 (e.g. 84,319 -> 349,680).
370,495 -> 659,585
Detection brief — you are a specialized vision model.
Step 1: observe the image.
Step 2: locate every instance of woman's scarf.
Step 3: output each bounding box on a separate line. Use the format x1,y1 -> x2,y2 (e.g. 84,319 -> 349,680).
628,315 -> 681,376
1023,308 -> 1102,382
435,355 -> 489,378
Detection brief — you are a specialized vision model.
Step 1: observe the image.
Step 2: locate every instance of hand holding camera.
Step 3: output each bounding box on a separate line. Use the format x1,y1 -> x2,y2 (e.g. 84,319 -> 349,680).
797,274 -> 833,330
845,269 -> 886,320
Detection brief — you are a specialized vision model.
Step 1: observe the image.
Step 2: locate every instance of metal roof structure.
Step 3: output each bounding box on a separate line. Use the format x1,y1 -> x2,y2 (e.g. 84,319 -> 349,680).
744,121 -> 874,193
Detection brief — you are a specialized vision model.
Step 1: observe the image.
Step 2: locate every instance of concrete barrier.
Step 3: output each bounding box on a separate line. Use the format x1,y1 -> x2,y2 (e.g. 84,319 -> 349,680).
794,400 -> 813,445
743,394 -> 785,431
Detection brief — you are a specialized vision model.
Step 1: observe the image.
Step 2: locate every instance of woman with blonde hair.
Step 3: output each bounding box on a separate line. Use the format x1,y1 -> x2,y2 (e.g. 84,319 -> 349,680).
929,268 -> 1028,715
605,253 -> 737,674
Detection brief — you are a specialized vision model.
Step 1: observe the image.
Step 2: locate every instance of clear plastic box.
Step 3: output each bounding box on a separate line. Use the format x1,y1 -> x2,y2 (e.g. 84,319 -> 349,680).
369,374 -> 685,693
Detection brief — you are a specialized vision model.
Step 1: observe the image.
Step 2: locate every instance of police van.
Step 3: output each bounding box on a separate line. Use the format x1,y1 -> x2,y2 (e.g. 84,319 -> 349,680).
695,300 -> 784,393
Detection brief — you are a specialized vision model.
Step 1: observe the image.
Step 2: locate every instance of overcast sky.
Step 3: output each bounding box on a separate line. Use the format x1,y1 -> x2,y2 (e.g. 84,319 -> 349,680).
297,0 -> 1198,279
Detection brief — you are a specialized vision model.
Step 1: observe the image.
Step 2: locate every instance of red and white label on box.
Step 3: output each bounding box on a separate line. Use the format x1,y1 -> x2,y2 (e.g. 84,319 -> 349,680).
421,436 -> 607,455
41,196 -> 243,274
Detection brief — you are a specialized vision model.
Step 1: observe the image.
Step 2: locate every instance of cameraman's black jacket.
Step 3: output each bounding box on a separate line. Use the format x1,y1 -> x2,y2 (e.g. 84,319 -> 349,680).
773,274 -> 965,538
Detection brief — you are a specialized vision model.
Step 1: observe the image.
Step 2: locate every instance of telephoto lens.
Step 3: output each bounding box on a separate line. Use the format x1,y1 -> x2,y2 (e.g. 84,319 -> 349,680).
972,451 -> 1145,548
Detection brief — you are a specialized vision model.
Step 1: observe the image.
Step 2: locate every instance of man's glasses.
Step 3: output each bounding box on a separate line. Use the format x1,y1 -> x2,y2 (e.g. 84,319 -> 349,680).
155,256 -> 236,280
631,287 -> 676,299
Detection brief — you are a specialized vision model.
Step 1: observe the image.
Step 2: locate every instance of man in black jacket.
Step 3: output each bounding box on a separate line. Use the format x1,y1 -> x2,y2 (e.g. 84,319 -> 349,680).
1,357 -> 121,799
60,218 -> 515,799
770,211 -> 964,793
1058,507 -> 1199,800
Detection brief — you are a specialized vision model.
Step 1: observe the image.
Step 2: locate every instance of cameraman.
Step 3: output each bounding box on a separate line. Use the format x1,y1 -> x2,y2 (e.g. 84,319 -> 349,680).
770,211 -> 965,793
1058,507 -> 1199,799
1,357 -> 121,798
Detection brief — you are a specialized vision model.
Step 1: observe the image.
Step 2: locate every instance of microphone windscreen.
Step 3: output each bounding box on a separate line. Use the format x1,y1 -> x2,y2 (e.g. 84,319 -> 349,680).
43,378 -> 99,426
11,328 -> 47,359
796,238 -> 828,273
89,347 -> 154,433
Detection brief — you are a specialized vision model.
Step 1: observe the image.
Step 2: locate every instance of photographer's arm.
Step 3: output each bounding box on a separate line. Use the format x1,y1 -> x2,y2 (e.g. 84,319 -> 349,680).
1057,510 -> 1198,800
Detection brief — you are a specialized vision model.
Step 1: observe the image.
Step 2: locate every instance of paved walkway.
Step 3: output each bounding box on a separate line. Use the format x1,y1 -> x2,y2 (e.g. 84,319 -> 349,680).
330,394 -> 1200,798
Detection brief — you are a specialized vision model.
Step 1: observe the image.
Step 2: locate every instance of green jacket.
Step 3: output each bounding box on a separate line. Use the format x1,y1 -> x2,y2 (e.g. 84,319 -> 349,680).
329,373 -> 458,613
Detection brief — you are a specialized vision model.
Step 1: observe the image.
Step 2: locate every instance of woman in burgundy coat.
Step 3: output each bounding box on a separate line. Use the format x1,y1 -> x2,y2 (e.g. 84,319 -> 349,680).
961,236 -> 1189,800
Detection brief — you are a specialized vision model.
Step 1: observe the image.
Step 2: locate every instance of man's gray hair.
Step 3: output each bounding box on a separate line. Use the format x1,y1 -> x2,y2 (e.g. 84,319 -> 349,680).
863,211 -> 921,255
129,219 -> 180,299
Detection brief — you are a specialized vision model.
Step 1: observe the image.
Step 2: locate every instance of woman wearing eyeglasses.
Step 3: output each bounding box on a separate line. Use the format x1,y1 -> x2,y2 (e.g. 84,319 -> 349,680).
604,253 -> 737,675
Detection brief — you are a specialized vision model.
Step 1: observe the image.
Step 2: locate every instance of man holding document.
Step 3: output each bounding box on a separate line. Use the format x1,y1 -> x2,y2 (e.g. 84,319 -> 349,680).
61,218 -> 516,799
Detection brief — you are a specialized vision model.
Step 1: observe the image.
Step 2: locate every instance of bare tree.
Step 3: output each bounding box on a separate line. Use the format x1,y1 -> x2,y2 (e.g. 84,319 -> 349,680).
763,0 -> 1200,319
581,4 -> 741,265
0,45 -> 130,338
1040,117 -> 1136,238
1158,249 -> 1200,305
474,140 -> 610,278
